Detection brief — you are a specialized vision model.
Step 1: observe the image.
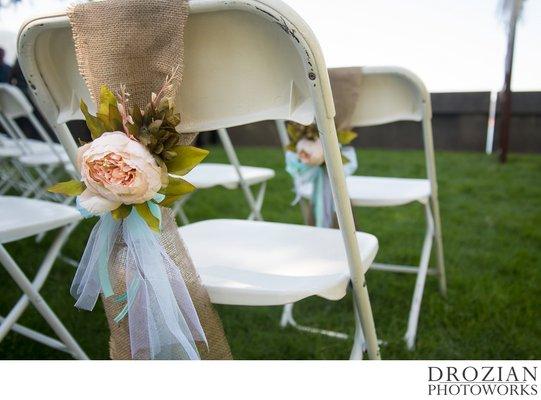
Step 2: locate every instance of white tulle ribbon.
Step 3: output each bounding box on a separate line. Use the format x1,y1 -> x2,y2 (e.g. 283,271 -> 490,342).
71,206 -> 206,360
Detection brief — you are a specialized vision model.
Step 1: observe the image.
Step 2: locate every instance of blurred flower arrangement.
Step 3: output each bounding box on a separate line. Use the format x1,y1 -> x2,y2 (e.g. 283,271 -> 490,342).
284,122 -> 358,228
49,69 -> 207,230
285,122 -> 357,166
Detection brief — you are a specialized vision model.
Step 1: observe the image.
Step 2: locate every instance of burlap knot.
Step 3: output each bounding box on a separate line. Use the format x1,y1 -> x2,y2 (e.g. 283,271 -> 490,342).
68,0 -> 231,360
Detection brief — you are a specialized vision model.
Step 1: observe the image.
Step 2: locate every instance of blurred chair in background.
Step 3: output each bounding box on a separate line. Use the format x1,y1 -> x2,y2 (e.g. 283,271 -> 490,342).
0,196 -> 85,359
174,128 -> 275,224
276,66 -> 447,350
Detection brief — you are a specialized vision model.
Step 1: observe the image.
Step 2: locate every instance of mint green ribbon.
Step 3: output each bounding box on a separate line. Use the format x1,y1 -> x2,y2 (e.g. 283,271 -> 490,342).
92,197 -> 165,323
285,151 -> 328,227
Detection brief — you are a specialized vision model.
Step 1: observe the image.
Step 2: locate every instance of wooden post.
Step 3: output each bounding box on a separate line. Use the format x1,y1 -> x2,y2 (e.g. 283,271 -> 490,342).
498,0 -> 520,163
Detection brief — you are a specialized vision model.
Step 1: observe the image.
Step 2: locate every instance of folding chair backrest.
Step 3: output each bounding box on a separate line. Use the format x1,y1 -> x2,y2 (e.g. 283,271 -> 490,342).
0,84 -> 34,152
17,2 -> 337,160
351,66 -> 437,187
0,84 -> 33,119
0,83 -> 61,157
350,66 -> 429,127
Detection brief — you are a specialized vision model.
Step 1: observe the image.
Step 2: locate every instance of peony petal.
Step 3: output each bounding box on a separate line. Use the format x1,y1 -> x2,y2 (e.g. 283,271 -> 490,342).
76,142 -> 92,171
78,189 -> 121,215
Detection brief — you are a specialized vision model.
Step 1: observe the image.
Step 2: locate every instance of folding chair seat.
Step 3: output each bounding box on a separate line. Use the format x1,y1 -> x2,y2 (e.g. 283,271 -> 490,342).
18,150 -> 71,167
0,145 -> 23,158
185,164 -> 275,190
298,176 -> 431,207
180,219 -> 377,305
19,0 -> 382,359
0,196 -> 86,358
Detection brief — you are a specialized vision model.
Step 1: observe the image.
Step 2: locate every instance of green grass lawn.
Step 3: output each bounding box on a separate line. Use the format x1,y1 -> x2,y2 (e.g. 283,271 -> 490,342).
1,147 -> 540,359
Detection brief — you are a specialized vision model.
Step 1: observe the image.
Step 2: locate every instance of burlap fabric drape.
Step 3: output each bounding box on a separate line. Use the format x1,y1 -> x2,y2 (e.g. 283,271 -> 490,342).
68,0 -> 231,360
328,66 -> 364,131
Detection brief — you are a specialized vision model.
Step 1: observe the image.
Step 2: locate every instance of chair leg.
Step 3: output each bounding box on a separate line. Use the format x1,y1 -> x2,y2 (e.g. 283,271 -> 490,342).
217,128 -> 264,221
279,302 -> 348,339
431,194 -> 447,297
280,303 -> 293,328
247,181 -> 267,221
0,223 -> 77,341
0,226 -> 87,359
317,113 -> 380,359
173,192 -> 193,225
349,294 -> 365,360
404,202 -> 434,350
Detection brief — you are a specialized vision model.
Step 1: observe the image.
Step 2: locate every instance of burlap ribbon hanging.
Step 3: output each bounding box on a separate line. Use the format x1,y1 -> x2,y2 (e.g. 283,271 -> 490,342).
328,66 -> 364,131
68,0 -> 231,360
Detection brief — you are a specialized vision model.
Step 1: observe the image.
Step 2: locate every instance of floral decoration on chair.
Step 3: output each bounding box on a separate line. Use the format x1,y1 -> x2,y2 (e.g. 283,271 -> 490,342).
47,69 -> 208,360
285,122 -> 358,228
49,69 -> 208,229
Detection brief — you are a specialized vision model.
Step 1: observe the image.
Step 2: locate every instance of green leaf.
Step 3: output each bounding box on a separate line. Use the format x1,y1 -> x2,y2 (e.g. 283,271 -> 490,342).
159,176 -> 196,196
159,195 -> 182,207
97,104 -> 123,132
48,180 -> 85,196
131,105 -> 143,131
165,146 -> 209,176
286,143 -> 296,152
165,112 -> 181,128
134,203 -> 160,232
108,104 -> 123,131
158,96 -> 172,113
127,122 -> 139,137
148,119 -> 163,135
111,204 -> 132,220
341,154 -> 350,165
337,130 -> 357,145
80,100 -> 106,140
286,123 -> 302,144
98,85 -> 118,116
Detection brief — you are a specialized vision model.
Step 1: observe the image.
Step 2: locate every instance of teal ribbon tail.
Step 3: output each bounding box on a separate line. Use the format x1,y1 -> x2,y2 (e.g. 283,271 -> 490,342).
113,278 -> 142,324
147,199 -> 163,230
285,151 -> 332,228
311,167 -> 325,227
98,246 -> 114,298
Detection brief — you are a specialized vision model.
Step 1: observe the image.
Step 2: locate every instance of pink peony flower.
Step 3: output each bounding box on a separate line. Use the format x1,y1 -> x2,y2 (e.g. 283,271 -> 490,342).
296,137 -> 325,166
77,132 -> 163,215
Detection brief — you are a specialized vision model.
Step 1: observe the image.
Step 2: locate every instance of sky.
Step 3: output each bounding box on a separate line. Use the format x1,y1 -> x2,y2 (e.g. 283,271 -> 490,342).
0,0 -> 539,92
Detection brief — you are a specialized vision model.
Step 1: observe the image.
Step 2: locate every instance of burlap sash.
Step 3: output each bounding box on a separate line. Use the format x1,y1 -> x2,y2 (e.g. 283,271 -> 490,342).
68,0 -> 231,359
328,67 -> 364,131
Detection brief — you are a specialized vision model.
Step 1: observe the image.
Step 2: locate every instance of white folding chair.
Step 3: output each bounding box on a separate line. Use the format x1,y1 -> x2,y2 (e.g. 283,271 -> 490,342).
276,66 -> 447,350
174,128 -> 275,224
0,196 -> 87,359
0,84 -> 73,200
0,131 -> 28,195
19,0 -> 382,359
